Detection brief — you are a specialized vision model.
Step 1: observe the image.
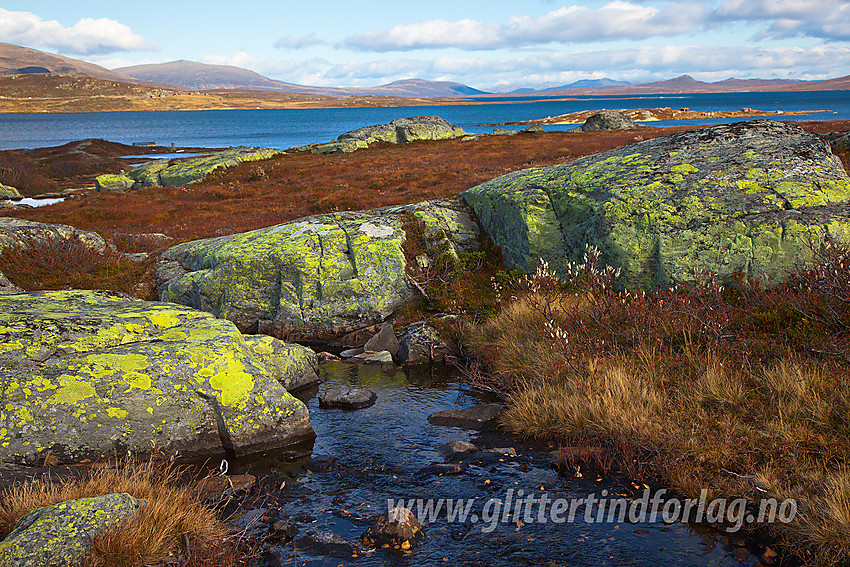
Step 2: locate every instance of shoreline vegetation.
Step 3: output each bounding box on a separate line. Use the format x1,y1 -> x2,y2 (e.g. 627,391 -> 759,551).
1,120 -> 849,565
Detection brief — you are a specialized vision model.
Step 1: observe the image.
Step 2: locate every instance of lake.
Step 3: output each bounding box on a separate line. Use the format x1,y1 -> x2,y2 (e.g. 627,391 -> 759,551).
0,90 -> 847,151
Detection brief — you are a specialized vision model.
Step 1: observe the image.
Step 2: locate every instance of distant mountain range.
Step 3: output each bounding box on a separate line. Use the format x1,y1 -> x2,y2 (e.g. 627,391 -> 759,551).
114,60 -> 488,97
1,43 -> 849,99
0,42 -> 174,88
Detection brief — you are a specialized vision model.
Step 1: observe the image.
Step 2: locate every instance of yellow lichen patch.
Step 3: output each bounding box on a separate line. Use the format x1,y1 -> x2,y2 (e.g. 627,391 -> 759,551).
51,375 -> 97,405
106,407 -> 128,419
205,351 -> 256,408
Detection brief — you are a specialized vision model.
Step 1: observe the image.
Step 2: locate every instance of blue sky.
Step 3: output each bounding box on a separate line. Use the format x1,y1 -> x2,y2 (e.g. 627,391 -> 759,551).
0,1 -> 848,90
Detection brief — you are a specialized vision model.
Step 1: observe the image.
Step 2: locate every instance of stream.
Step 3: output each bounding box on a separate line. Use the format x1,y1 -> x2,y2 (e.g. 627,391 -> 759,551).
225,361 -> 764,567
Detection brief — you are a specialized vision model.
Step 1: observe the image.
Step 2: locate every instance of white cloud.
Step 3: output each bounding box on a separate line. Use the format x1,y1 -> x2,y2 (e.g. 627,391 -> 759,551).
715,0 -> 850,40
274,34 -> 324,49
0,8 -> 155,55
345,2 -> 708,51
345,19 -> 502,51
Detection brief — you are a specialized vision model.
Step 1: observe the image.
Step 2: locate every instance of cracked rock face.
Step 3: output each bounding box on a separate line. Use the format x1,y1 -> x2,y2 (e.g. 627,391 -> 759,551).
0,289 -> 314,465
462,119 -> 850,288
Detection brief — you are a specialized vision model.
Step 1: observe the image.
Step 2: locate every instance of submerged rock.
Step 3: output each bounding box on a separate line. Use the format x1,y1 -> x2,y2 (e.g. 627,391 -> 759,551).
580,110 -> 638,131
156,198 -> 479,342
0,493 -> 145,567
428,404 -> 505,430
0,289 -> 314,465
316,116 -> 468,153
95,146 -> 279,191
319,386 -> 377,409
463,120 -> 850,288
298,531 -> 358,558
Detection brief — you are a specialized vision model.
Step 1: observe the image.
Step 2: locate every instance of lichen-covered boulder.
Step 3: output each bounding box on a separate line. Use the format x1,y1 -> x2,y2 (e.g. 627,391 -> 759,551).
157,209 -> 410,342
0,493 -> 145,567
316,116 -> 468,154
462,120 -> 850,288
156,198 -> 480,341
580,110 -> 638,131
0,183 -> 22,198
95,147 -> 279,191
0,217 -> 111,253
0,290 -> 313,465
93,173 -> 136,192
243,335 -> 320,393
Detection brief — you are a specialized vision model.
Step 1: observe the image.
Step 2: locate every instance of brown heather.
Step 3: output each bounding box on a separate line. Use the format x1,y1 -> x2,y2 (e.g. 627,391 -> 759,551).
469,240 -> 850,565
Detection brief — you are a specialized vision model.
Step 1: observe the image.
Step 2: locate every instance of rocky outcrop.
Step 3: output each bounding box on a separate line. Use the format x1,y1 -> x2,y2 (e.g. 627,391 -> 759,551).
397,321 -> 454,365
0,217 -> 111,253
0,493 -> 145,567
360,507 -> 425,549
95,146 -> 279,191
0,270 -> 22,294
156,198 -> 480,342
580,110 -> 638,131
0,183 -> 22,198
315,116 -> 468,154
0,289 -> 314,465
462,120 -> 850,288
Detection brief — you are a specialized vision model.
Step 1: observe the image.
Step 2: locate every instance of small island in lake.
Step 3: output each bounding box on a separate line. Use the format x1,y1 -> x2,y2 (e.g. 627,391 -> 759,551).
498,106 -> 830,126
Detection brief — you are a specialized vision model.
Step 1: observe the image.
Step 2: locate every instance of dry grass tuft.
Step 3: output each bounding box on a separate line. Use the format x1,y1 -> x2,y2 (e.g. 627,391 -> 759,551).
0,458 -> 233,567
469,240 -> 850,563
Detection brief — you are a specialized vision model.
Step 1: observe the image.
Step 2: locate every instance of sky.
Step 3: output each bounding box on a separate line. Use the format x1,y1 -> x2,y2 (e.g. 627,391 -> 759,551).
0,0 -> 848,90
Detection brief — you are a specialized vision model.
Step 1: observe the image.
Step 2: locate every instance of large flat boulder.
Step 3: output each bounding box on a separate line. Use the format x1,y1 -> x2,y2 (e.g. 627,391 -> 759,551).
95,146 -> 279,191
0,217 -> 111,253
462,120 -> 850,287
0,290 -> 314,465
156,198 -> 480,341
316,116 -> 468,154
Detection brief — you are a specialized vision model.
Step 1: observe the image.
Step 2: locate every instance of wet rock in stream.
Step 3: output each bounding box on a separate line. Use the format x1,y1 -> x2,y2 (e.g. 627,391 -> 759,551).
318,386 -> 377,409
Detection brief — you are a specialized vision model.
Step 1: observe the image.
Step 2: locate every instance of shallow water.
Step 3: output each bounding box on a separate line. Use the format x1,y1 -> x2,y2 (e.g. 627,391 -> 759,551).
229,362 -> 762,566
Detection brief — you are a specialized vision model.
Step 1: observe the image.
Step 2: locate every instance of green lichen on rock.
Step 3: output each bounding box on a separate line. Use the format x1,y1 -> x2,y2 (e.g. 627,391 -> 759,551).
462,120 -> 850,288
157,209 -> 411,341
0,492 -> 145,567
95,147 -> 280,191
157,199 -> 482,341
0,217 -> 111,253
315,116 -> 467,154
0,290 -> 313,465
243,335 -> 319,392
0,183 -> 22,198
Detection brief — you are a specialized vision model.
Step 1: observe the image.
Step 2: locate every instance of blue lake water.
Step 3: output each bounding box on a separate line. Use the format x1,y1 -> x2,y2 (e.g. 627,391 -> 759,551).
0,90 -> 847,151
